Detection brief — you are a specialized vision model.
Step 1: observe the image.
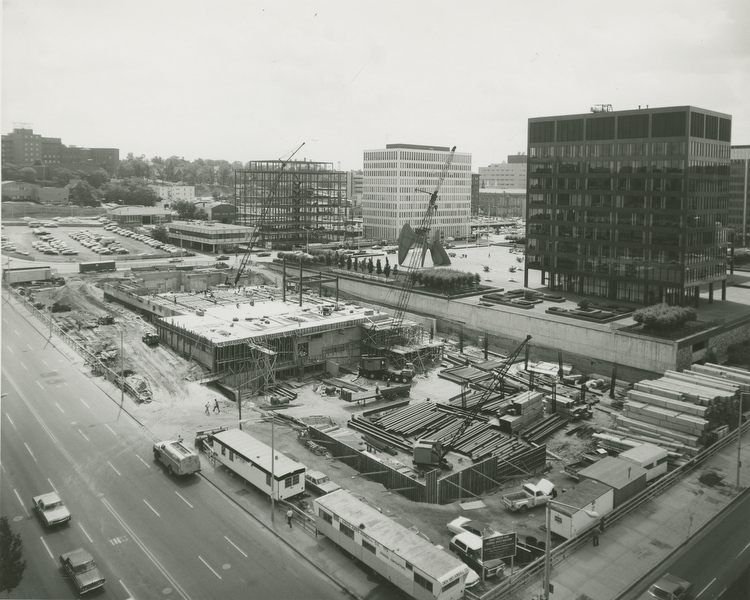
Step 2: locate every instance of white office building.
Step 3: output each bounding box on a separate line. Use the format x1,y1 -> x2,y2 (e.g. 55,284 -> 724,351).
362,143 -> 471,242
478,154 -> 527,189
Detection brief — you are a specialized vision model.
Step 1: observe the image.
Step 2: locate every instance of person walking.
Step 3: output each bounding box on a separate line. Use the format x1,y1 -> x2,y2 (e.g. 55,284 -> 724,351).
593,521 -> 603,547
286,509 -> 293,528
205,402 -> 210,416
213,399 -> 220,413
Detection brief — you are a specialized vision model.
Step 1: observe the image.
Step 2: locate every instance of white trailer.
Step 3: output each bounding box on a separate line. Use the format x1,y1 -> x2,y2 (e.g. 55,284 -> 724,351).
549,479 -> 613,540
617,443 -> 668,482
207,429 -> 305,500
315,490 -> 470,600
3,266 -> 53,284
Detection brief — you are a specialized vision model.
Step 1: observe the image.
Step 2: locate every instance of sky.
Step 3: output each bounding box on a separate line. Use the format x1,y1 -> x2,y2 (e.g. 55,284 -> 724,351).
3,0 -> 749,172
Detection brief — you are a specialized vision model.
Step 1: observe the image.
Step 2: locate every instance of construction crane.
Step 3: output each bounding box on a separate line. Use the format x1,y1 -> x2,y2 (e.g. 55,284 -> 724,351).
413,335 -> 532,469
233,143 -> 305,286
386,146 -> 456,347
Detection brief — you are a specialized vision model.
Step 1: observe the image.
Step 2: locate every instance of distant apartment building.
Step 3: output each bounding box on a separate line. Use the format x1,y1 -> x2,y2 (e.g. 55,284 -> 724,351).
477,189 -> 526,219
347,170 -> 363,217
730,145 -> 750,246
234,160 -> 347,250
478,154 -> 527,189
194,201 -> 236,224
1,127 -> 119,175
362,143 -> 471,242
1,181 -> 69,205
149,183 -> 196,206
525,105 -> 731,306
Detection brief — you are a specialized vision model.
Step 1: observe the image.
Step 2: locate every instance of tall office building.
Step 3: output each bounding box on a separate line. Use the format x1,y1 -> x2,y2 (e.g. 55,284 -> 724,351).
730,145 -> 750,247
524,106 -> 731,306
478,154 -> 527,189
362,143 -> 471,243
234,160 -> 347,250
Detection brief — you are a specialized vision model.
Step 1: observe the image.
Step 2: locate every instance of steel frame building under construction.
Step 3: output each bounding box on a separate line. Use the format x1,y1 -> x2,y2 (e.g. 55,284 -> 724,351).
234,159 -> 348,251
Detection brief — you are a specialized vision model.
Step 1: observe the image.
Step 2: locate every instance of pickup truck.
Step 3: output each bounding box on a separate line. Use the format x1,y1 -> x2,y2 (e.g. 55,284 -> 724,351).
502,478 -> 556,513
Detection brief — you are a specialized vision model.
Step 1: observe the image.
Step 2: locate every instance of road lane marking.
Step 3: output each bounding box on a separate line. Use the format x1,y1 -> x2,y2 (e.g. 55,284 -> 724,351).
5,413 -> 17,430
175,491 -> 193,508
20,362 -> 27,370
198,556 -> 222,579
108,461 -> 121,476
5,346 -> 13,354
741,540 -> 750,554
54,402 -> 64,413
224,536 -> 248,558
41,358 -> 48,367
79,523 -> 94,543
24,442 -> 37,462
26,344 -> 33,351
14,329 -> 20,336
47,478 -> 59,494
13,489 -> 30,516
143,499 -> 160,517
697,578 -> 715,598
101,498 -> 193,600
79,397 -> 89,408
36,381 -> 43,389
40,537 -> 55,562
78,429 -> 90,442
119,579 -> 134,599
105,423 -> 117,436
136,455 -> 151,469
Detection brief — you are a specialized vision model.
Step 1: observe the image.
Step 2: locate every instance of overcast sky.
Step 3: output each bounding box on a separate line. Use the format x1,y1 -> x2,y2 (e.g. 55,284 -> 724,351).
3,0 -> 749,172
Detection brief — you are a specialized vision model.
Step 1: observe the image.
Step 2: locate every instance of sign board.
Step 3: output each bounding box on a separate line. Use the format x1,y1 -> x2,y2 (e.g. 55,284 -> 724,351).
483,532 -> 516,560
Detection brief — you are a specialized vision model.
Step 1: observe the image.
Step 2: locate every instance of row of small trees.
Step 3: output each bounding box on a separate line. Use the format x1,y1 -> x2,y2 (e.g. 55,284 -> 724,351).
277,251 -> 395,278
408,268 -> 481,293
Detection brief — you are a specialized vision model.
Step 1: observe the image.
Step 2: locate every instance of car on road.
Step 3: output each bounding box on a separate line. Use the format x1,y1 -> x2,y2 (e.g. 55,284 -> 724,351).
33,492 -> 71,527
257,252 -> 272,257
447,516 -> 494,537
59,548 -> 105,593
168,257 -> 183,262
216,255 -> 230,261
647,573 -> 693,600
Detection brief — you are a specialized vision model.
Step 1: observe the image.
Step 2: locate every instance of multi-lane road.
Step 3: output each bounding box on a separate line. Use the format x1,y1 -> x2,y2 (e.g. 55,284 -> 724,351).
1,298 -> 347,599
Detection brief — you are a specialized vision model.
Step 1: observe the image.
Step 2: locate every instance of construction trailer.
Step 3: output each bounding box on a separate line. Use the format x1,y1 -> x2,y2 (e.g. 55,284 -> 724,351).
577,456 -> 647,507
314,490 -> 471,600
617,443 -> 668,482
3,266 -> 53,284
549,479 -> 613,540
206,429 -> 306,500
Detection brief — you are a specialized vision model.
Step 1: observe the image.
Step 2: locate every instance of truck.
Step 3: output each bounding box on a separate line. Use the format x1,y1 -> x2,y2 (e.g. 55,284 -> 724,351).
359,356 -> 415,383
79,260 -> 116,273
502,478 -> 556,513
449,532 -> 505,579
142,332 -> 160,346
563,448 -> 609,481
3,266 -> 53,284
153,440 -> 201,476
340,383 -> 411,403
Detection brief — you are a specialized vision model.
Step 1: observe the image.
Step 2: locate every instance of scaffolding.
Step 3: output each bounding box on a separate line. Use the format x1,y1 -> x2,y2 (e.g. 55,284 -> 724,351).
234,160 -> 348,250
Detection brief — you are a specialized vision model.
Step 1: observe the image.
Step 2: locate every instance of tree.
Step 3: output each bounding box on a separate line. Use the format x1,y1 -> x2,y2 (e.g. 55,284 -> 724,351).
19,167 -> 37,183
2,162 -> 21,181
68,180 -> 99,207
84,168 -> 110,189
376,258 -> 382,275
53,168 -> 75,187
101,178 -> 158,206
346,256 -> 352,270
173,199 -> 207,220
152,225 -> 169,243
367,258 -> 374,274
633,303 -> 697,332
0,516 -> 26,594
383,261 -> 391,278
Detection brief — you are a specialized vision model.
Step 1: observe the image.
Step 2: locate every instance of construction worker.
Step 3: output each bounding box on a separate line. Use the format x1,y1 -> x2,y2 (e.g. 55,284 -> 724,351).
286,509 -> 293,528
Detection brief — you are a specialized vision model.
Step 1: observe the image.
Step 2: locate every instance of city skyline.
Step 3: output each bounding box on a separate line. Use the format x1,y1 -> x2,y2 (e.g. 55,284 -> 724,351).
3,0 -> 748,172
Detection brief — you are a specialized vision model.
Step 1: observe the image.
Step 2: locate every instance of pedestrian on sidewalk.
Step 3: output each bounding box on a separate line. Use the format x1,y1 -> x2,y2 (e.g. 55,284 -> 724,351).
213,399 -> 220,413
205,402 -> 210,415
286,509 -> 293,528
593,521 -> 603,547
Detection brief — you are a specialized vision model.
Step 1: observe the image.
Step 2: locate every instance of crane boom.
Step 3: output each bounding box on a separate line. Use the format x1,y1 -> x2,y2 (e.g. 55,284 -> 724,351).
234,143 -> 304,285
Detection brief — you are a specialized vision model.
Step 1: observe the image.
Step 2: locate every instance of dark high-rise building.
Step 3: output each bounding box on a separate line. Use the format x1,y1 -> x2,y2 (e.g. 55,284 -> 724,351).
234,160 -> 347,250
730,146 -> 750,247
524,106 -> 731,306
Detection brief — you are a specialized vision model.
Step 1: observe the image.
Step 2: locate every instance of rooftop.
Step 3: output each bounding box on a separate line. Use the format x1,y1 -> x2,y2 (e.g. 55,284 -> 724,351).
211,429 -> 304,477
578,456 -> 648,489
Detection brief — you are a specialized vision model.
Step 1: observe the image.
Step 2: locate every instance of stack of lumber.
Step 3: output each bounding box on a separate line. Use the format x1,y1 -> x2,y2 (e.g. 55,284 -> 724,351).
609,364 -> 745,454
498,391 -> 544,433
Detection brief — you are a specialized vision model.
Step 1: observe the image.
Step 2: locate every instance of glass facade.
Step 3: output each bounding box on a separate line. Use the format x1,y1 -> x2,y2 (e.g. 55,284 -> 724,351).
525,106 -> 731,305
729,146 -> 750,247
234,161 -> 347,250
362,144 -> 472,242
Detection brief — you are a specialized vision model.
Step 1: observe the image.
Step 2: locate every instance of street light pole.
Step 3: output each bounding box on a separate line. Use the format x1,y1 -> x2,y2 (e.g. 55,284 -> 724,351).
738,392 -> 745,486
543,500 -> 600,600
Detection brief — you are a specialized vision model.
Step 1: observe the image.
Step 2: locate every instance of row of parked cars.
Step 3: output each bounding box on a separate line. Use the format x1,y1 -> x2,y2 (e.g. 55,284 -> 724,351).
102,222 -> 192,255
31,229 -> 78,256
69,230 -> 128,255
32,491 -> 106,594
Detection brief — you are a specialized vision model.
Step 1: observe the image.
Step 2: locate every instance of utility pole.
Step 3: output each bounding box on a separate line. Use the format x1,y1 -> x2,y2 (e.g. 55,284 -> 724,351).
738,392 -> 745,486
270,413 -> 276,525
120,330 -> 124,407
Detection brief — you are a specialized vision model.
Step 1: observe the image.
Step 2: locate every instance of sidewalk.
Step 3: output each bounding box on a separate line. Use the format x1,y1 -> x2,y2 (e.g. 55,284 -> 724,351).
504,427 -> 750,600
198,451 -> 379,600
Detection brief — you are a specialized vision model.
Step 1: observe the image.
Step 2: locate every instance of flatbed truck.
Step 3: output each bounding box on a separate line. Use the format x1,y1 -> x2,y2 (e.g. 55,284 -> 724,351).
359,356 -> 415,383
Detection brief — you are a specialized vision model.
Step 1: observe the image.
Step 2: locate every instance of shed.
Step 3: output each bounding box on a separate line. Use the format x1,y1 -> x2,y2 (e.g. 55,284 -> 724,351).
577,456 -> 647,506
617,443 -> 668,482
549,479 -> 613,540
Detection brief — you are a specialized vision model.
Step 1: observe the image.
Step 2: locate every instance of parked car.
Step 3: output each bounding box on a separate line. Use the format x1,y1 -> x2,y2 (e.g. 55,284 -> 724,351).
33,492 -> 71,527
59,548 -> 105,594
257,252 -> 272,257
447,516 -> 494,537
216,255 -> 230,261
648,573 -> 693,600
305,471 -> 341,495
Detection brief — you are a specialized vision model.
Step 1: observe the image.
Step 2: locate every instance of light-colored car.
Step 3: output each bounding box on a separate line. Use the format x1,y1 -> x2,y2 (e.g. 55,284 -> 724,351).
33,492 -> 71,527
648,573 -> 693,600
304,471 -> 341,495
447,516 -> 494,537
60,548 -> 105,594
